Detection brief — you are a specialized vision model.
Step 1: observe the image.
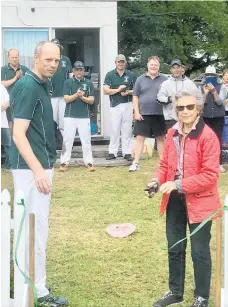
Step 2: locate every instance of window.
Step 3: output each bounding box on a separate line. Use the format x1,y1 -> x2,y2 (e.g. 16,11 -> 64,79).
2,29 -> 49,69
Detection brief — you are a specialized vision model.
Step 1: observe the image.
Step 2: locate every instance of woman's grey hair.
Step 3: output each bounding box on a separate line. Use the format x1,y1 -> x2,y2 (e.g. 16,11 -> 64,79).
175,91 -> 204,115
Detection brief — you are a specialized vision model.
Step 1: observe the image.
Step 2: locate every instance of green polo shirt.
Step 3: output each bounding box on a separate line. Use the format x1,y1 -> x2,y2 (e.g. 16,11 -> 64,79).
104,69 -> 137,107
50,55 -> 72,97
10,71 -> 57,170
1,63 -> 30,94
63,76 -> 95,118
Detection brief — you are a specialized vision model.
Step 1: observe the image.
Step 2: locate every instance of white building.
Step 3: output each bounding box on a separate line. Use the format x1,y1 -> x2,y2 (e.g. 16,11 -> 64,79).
1,0 -> 118,137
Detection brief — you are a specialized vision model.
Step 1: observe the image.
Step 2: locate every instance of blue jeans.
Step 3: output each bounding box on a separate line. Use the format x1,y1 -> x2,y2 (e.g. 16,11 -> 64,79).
1,128 -> 11,169
223,116 -> 228,144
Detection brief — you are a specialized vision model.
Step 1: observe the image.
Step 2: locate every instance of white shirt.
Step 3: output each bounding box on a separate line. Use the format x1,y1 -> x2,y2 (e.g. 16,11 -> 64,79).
1,84 -> 9,128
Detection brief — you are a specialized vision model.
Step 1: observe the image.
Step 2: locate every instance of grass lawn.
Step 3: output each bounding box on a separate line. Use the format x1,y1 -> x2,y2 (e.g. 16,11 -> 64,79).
1,156 -> 228,307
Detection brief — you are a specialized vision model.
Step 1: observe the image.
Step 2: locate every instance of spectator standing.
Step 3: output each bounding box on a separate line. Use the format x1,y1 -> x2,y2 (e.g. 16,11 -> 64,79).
129,56 -> 167,172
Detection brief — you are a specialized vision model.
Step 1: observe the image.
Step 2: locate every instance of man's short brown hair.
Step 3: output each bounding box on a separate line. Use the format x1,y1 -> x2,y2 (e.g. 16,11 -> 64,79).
147,56 -> 160,63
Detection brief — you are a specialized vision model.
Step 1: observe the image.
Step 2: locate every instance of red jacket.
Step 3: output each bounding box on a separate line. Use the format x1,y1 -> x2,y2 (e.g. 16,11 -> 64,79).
154,118 -> 222,223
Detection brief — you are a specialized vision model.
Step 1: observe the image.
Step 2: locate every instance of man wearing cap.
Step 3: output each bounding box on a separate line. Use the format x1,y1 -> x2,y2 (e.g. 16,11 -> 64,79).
10,41 -> 68,306
50,38 -> 73,135
60,61 -> 95,172
104,54 -> 137,161
201,65 -> 225,172
157,59 -> 202,129
1,48 -> 29,129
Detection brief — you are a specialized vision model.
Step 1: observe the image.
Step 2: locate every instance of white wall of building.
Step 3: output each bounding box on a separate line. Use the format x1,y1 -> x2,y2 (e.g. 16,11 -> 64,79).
1,0 -> 118,137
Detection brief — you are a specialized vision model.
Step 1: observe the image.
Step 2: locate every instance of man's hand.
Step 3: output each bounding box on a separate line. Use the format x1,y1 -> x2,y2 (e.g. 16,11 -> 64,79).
134,112 -> 144,121
77,89 -> 85,97
16,71 -> 22,79
203,85 -> 210,96
34,169 -> 52,194
160,181 -> 177,194
118,85 -> 127,92
121,90 -> 130,96
144,178 -> 159,198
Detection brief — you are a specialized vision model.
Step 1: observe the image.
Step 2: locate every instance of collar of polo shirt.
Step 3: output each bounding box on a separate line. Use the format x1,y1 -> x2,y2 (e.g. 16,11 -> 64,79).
8,63 -> 21,71
26,71 -> 46,84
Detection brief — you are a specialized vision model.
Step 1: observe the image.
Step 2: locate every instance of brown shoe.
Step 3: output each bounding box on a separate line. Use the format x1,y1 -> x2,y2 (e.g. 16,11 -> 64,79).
60,163 -> 68,172
87,163 -> 95,172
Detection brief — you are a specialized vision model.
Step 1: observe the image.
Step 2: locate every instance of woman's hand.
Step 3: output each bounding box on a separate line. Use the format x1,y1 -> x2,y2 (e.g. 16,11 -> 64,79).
160,181 -> 177,194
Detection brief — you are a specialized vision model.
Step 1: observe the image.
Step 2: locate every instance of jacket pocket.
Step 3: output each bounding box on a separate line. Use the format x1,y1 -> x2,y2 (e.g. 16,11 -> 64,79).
194,190 -> 214,197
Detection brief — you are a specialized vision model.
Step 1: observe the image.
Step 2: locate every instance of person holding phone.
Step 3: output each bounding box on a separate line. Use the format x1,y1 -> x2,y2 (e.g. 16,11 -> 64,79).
201,65 -> 226,172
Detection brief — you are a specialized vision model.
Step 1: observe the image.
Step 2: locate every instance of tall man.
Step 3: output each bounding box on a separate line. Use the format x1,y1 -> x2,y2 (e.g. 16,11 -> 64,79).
157,59 -> 202,130
50,38 -> 73,135
10,41 -> 68,306
60,61 -> 95,172
129,56 -> 167,172
104,54 -> 137,161
1,48 -> 29,128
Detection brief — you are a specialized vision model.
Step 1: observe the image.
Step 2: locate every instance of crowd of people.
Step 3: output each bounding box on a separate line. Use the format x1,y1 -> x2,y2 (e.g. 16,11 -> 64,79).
1,39 -> 228,307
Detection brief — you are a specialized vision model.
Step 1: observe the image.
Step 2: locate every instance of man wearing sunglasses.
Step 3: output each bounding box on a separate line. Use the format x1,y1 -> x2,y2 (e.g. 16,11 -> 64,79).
60,61 -> 95,172
104,54 -> 137,161
157,59 -> 202,130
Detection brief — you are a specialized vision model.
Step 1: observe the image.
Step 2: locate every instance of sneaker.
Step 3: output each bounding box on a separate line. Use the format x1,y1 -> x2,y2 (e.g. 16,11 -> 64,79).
128,162 -> 140,172
38,293 -> 68,306
87,163 -> 96,172
124,154 -> 133,161
59,163 -> 68,172
190,296 -> 208,307
106,154 -> 116,160
153,290 -> 183,307
220,165 -> 226,173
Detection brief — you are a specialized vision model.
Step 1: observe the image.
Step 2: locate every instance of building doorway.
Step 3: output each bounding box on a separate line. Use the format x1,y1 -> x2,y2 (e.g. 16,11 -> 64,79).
55,28 -> 101,135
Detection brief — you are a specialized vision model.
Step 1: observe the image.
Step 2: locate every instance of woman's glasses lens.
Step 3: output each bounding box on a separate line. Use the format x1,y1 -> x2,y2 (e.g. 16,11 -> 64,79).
176,104 -> 196,112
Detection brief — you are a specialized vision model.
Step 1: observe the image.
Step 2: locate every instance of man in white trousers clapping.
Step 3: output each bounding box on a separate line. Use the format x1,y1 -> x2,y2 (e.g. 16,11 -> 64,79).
60,61 -> 95,172
104,54 -> 137,161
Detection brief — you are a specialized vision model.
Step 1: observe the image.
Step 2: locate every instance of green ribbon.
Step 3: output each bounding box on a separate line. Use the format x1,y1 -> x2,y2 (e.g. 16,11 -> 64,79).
169,206 -> 227,250
14,198 -> 38,307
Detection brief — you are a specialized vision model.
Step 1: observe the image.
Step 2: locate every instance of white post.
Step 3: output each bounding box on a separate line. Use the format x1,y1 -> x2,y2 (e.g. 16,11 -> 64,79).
223,194 -> 228,307
14,190 -> 26,307
1,189 -> 11,307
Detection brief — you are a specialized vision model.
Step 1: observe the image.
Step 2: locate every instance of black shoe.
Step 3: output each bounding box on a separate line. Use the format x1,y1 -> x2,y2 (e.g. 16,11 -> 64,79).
38,293 -> 68,306
106,154 -> 116,160
190,296 -> 208,307
153,290 -> 183,306
124,154 -> 133,161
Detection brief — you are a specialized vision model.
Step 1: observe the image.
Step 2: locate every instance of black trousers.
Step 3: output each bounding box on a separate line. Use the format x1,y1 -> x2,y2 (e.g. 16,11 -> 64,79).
165,119 -> 177,130
203,117 -> 224,164
166,191 -> 212,299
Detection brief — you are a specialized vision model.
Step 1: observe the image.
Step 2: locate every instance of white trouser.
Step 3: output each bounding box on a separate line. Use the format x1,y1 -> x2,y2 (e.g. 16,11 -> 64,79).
109,102 -> 133,156
61,117 -> 93,166
12,169 -> 54,298
51,97 -> 66,134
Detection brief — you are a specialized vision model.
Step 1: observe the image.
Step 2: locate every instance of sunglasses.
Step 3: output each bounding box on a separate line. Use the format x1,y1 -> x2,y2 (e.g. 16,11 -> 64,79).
176,104 -> 196,112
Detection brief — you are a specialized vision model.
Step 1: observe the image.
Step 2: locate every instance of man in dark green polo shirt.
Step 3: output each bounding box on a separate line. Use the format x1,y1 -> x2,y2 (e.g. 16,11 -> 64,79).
50,38 -> 73,135
1,48 -> 29,128
104,54 -> 137,161
60,61 -> 95,172
10,41 -> 68,307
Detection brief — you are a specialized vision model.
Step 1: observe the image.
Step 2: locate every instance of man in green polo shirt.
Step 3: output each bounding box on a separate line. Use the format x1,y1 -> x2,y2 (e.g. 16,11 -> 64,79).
10,41 -> 68,307
104,54 -> 137,161
1,48 -> 29,128
60,61 -> 95,172
50,38 -> 73,135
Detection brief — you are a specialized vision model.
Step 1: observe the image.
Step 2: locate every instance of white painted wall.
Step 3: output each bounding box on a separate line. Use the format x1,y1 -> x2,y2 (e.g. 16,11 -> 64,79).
1,0 -> 118,137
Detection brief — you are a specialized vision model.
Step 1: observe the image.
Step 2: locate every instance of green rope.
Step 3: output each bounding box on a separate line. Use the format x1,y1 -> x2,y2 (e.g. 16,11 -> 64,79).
169,206 -> 228,250
14,198 -> 38,307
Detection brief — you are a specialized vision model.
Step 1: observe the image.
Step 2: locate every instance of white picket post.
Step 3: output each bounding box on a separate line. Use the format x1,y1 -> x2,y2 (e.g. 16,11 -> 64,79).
1,189 -> 11,307
14,190 -> 26,307
223,194 -> 228,307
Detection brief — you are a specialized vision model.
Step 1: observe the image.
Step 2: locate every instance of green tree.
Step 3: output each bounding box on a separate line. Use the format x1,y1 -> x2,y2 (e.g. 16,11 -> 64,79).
118,1 -> 228,75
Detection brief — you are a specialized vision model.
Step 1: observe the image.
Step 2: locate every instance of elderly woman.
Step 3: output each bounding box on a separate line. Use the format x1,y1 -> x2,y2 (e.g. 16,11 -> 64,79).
146,92 -> 221,307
